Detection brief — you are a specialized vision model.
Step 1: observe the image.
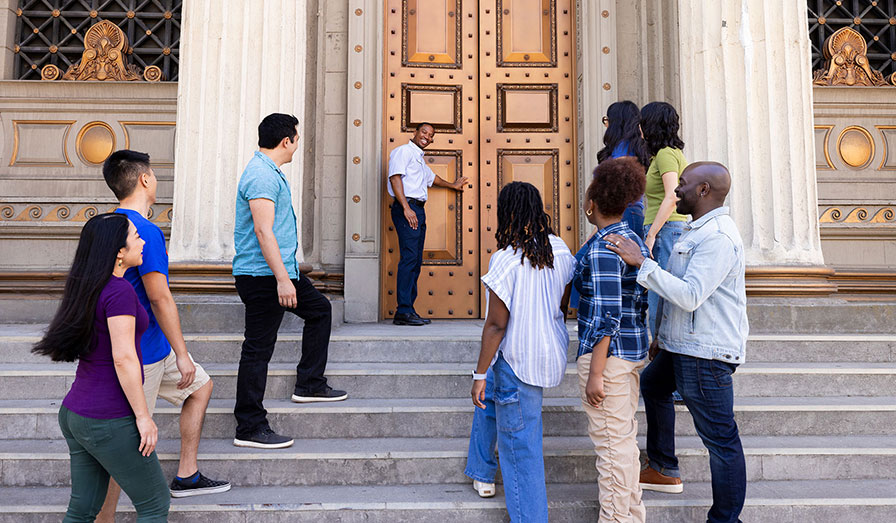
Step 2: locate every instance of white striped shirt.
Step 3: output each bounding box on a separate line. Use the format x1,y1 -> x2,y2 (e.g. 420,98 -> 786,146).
481,235 -> 576,388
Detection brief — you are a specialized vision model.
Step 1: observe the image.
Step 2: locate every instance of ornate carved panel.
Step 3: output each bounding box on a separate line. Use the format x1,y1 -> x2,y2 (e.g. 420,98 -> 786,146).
496,0 -> 557,66
876,125 -> 896,170
402,0 -> 462,68
401,84 -> 463,133
815,125 -> 835,170
13,0 -> 181,81
812,27 -> 889,86
10,120 -> 75,167
0,201 -> 172,224
120,121 -> 177,167
820,205 -> 896,224
496,84 -> 558,132
837,125 -> 875,168
808,1 -> 896,80
421,150 -> 464,264
496,149 -> 560,225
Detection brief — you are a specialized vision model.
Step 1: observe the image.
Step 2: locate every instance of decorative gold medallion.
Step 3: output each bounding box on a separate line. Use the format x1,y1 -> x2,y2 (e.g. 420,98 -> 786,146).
813,27 -> 888,86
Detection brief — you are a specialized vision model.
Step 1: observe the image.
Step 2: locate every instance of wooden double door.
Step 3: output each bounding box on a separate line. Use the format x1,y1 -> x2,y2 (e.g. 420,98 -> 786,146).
381,0 -> 578,319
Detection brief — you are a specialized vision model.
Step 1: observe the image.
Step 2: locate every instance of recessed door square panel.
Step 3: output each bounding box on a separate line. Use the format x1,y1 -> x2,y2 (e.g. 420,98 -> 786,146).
496,0 -> 556,66
402,84 -> 463,133
403,0 -> 462,68
422,150 -> 463,264
497,84 -> 558,132
496,149 -> 560,226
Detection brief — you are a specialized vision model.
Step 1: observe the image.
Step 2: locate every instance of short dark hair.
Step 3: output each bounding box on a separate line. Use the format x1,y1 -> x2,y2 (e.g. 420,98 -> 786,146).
102,149 -> 151,200
640,101 -> 685,156
587,157 -> 646,216
415,122 -> 434,132
258,113 -> 299,149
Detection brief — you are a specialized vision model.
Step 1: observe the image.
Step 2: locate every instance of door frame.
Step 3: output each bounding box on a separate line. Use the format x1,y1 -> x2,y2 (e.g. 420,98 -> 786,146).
343,0 -> 619,322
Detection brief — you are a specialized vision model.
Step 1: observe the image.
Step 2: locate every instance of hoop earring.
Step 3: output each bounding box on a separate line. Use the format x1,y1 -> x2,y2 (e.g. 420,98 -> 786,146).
586,209 -> 593,217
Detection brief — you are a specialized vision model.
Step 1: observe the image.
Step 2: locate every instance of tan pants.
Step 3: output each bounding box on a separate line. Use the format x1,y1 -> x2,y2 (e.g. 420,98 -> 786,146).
577,353 -> 647,523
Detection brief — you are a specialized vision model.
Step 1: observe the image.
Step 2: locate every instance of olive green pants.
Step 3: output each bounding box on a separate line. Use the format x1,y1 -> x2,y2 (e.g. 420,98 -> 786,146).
58,406 -> 169,522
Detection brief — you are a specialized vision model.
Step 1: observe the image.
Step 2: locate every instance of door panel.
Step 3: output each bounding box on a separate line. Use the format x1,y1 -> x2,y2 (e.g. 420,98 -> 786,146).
382,0 -> 577,319
479,0 -> 578,313
383,0 -> 480,319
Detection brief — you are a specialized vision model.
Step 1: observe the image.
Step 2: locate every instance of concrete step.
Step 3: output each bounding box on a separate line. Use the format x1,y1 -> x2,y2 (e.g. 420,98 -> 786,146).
1,480 -> 895,522
2,361 -> 894,399
6,295 -> 896,334
2,435 -> 894,488
3,324 -> 894,364
3,397 -> 895,440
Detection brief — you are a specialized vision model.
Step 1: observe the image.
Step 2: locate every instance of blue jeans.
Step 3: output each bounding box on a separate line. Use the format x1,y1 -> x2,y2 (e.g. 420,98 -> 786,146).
465,354 -> 548,522
390,200 -> 426,315
623,198 -> 645,241
641,350 -> 746,523
643,220 -> 686,335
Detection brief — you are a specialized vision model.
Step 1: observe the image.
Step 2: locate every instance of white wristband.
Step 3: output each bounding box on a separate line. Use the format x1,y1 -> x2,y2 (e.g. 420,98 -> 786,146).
472,371 -> 488,380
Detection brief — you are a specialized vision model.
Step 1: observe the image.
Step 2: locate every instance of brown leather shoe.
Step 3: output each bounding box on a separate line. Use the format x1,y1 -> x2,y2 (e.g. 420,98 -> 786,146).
639,465 -> 683,493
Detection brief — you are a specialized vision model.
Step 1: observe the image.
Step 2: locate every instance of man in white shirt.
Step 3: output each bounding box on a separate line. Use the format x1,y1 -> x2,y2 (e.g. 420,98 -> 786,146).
387,122 -> 467,325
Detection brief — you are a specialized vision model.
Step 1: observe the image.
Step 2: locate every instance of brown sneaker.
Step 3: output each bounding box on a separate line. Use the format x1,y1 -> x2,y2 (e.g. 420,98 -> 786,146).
639,465 -> 683,493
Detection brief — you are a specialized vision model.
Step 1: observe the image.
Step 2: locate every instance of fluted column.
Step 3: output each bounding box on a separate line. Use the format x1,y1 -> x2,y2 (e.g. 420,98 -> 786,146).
169,0 -> 307,263
677,0 -> 825,268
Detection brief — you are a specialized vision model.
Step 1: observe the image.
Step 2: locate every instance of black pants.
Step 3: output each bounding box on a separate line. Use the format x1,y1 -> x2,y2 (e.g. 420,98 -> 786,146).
233,274 -> 332,438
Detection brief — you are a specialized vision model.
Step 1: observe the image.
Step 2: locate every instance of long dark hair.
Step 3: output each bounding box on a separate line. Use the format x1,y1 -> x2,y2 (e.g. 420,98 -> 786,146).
495,182 -> 554,269
640,101 -> 685,156
597,101 -> 650,168
32,213 -> 130,362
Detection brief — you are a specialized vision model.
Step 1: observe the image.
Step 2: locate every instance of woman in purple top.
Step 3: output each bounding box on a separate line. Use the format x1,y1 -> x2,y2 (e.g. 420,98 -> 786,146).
32,213 -> 170,522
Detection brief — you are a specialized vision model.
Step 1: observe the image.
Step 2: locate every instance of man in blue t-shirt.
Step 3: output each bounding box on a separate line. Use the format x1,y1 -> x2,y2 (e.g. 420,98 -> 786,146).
96,150 -> 230,521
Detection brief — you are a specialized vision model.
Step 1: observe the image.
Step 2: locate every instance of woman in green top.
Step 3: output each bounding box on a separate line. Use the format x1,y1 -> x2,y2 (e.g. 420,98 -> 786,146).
640,102 -> 688,335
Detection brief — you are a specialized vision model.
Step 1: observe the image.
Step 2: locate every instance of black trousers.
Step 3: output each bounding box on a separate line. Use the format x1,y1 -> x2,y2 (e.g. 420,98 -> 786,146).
233,274 -> 332,438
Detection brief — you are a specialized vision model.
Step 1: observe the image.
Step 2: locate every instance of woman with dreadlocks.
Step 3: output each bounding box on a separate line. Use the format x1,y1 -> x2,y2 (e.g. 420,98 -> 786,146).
464,182 -> 576,522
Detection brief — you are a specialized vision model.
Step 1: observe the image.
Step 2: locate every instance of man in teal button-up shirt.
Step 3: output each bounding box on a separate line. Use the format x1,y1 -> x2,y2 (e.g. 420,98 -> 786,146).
232,113 -> 347,451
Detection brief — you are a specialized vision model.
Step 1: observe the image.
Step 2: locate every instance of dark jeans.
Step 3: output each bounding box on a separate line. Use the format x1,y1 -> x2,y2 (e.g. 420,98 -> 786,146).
390,200 -> 426,315
58,406 -> 169,522
234,274 -> 332,438
641,350 -> 746,523
622,198 -> 645,241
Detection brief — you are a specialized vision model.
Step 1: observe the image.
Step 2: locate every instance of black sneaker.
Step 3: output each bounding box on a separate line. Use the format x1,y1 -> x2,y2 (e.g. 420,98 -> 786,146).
291,386 -> 349,403
233,427 -> 294,449
169,472 -> 232,498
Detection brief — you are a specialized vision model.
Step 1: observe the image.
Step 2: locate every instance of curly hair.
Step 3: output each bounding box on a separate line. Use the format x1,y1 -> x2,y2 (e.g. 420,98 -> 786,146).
597,101 -> 650,169
586,157 -> 647,216
495,182 -> 554,269
640,101 -> 685,156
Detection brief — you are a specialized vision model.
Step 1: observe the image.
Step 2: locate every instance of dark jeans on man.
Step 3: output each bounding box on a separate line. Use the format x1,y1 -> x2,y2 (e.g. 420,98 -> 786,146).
390,200 -> 426,315
233,274 -> 332,438
641,349 -> 746,523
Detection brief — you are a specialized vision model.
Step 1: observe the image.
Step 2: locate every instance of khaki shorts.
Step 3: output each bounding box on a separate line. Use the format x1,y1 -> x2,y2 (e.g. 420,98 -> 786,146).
143,351 -> 210,416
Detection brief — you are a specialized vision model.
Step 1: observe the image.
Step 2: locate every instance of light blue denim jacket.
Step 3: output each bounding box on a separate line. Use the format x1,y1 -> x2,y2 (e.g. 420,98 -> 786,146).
636,207 -> 749,363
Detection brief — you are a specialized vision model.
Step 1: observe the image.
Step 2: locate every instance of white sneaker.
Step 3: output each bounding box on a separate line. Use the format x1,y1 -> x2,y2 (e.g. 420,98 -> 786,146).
473,479 -> 496,498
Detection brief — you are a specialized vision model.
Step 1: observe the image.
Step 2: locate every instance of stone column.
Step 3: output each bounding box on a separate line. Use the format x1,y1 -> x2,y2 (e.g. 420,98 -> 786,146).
676,0 -> 827,276
169,0 -> 307,264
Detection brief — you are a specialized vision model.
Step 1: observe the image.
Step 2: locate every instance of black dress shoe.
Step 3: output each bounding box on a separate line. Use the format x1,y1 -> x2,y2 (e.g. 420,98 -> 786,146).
411,312 -> 431,324
393,312 -> 425,326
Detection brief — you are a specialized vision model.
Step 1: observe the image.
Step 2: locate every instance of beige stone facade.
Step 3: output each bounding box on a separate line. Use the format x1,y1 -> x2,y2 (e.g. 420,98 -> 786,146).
1,0 -> 895,319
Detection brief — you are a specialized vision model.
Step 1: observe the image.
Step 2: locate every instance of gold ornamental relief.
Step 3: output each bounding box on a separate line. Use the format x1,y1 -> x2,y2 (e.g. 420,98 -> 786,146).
813,27 -> 889,87
62,20 -> 140,81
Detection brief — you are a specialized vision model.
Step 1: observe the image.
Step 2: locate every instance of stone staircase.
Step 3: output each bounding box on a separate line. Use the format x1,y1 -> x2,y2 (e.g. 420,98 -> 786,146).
0,298 -> 895,522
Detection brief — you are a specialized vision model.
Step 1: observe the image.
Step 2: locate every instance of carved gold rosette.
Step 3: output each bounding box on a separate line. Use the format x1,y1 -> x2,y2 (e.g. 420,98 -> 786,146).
813,27 -> 892,87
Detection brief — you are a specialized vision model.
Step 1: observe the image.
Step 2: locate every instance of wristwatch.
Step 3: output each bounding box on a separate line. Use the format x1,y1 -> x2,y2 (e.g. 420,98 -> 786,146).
472,370 -> 487,380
